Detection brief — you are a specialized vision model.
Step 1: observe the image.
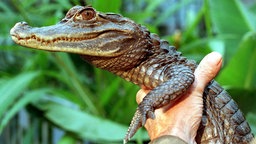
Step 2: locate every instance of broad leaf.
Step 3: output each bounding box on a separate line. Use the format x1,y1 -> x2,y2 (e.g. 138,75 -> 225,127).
208,0 -> 255,61
35,101 -> 148,142
217,32 -> 256,89
0,89 -> 48,132
0,72 -> 39,119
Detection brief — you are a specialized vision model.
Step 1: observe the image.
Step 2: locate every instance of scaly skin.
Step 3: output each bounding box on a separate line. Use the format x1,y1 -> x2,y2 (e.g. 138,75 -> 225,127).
10,6 -> 254,143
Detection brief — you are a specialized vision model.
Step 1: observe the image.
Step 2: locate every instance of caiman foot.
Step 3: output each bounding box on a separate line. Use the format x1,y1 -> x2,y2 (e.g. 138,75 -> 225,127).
123,105 -> 155,144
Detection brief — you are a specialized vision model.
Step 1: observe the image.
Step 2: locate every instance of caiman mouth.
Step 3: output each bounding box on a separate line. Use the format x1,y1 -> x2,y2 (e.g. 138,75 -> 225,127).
10,22 -> 131,56
11,30 -> 108,44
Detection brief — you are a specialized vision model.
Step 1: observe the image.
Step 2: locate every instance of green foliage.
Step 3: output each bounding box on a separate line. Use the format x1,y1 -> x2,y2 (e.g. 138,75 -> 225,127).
34,101 -> 147,142
207,0 -> 256,60
0,72 -> 40,132
0,0 -> 255,143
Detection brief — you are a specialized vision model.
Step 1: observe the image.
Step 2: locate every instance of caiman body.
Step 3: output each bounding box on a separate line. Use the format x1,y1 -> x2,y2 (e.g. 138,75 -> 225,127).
10,6 -> 254,143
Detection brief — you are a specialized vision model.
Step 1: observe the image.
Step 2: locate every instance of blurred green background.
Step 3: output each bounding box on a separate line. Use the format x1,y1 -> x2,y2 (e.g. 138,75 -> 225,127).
0,0 -> 255,143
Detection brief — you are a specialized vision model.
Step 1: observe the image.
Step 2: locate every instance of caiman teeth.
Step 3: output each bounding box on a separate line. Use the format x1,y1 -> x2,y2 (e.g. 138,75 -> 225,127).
12,32 -> 100,44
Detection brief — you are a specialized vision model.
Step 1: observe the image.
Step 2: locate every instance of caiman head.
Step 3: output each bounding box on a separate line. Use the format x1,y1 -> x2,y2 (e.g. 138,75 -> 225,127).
10,6 -> 154,71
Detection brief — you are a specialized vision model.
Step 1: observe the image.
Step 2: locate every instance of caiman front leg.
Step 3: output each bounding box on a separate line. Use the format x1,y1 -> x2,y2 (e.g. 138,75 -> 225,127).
124,66 -> 195,143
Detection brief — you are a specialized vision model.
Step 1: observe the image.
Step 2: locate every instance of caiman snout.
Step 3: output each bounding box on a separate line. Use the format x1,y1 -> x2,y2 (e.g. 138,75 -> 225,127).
10,22 -> 31,40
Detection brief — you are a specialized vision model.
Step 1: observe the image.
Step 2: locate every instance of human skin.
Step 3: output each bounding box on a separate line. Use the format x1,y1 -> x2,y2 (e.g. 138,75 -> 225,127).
136,52 -> 223,144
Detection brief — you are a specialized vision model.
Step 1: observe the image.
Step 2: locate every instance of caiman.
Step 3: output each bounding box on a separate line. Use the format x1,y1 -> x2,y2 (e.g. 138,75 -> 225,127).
10,6 -> 254,144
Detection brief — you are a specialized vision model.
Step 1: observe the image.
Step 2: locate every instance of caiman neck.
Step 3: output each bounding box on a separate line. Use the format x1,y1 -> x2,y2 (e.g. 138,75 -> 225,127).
81,31 -> 154,72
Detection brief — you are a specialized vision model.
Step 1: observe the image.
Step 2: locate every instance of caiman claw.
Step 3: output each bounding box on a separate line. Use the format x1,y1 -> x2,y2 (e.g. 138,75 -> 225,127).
139,104 -> 155,125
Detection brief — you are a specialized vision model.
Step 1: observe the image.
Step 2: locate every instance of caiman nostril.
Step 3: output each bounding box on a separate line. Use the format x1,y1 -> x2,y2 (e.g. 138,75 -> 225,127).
20,21 -> 28,25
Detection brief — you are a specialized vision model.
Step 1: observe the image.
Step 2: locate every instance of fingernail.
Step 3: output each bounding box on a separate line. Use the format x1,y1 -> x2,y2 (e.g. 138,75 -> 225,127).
206,52 -> 223,67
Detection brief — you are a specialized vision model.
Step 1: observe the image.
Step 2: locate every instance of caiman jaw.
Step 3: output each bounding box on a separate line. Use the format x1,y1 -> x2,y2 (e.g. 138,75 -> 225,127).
10,6 -> 139,57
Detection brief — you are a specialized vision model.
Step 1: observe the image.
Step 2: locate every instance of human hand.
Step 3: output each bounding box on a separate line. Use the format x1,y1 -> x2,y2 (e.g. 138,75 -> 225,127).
136,52 -> 223,143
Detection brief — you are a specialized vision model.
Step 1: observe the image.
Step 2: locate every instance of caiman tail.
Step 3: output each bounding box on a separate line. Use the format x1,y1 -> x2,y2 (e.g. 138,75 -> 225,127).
196,81 -> 254,143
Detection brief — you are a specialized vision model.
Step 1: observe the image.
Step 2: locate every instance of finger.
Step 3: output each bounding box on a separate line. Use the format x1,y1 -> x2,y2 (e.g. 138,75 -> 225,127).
194,52 -> 223,91
136,89 -> 150,104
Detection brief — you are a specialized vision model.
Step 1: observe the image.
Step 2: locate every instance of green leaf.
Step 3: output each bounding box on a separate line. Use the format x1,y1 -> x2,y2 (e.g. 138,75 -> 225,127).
57,134 -> 77,144
247,112 -> 256,135
208,0 -> 253,34
98,77 -> 122,107
35,101 -> 148,142
22,118 -> 40,144
52,53 -> 99,115
207,0 -> 255,61
229,89 -> 256,114
217,32 -> 256,89
90,0 -> 122,13
0,72 -> 39,119
0,89 -> 48,133
154,0 -> 194,25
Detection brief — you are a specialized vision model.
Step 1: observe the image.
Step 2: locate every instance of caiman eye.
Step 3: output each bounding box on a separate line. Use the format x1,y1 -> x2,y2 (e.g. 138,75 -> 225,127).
75,8 -> 96,21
